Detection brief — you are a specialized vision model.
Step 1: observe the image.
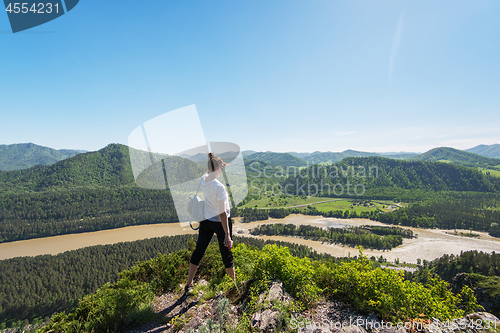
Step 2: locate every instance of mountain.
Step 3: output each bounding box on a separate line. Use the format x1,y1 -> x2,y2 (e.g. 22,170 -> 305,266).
245,152 -> 307,166
288,150 -> 419,164
414,147 -> 500,169
287,151 -> 312,160
241,150 -> 257,157
466,144 -> 500,159
0,144 -> 207,242
0,144 -> 205,194
0,143 -> 86,171
287,150 -> 378,164
0,144 -> 135,193
281,156 -> 500,195
379,152 -> 420,159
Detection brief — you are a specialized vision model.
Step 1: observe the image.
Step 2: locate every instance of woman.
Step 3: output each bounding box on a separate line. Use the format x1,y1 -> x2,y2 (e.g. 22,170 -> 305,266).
184,152 -> 234,294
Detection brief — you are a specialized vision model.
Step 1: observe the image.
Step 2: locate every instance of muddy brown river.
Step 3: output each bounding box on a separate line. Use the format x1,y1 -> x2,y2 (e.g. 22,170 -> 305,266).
0,215 -> 498,263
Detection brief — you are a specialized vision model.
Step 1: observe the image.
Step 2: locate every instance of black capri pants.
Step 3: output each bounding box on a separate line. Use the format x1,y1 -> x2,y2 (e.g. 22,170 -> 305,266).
190,218 -> 234,269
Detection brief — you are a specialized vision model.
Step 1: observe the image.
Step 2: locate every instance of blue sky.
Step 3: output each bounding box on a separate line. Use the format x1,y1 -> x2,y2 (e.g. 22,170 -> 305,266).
1,0 -> 499,153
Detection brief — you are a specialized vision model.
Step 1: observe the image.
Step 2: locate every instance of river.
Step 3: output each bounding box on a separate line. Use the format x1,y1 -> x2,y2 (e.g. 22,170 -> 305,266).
0,215 -> 498,263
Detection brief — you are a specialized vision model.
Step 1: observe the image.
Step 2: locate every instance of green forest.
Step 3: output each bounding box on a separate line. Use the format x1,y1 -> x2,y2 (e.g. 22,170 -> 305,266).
250,223 -> 414,249
0,187 -> 178,243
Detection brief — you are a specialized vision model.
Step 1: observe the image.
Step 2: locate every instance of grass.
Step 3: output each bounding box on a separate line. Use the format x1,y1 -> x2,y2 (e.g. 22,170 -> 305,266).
478,167 -> 500,178
240,195 -> 406,214
240,195 -> 335,209
313,199 -> 402,214
241,195 -> 408,212
371,200 -> 409,208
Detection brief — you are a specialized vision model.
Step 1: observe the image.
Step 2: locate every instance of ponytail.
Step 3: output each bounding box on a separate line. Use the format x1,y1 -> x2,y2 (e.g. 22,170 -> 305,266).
207,153 -> 223,172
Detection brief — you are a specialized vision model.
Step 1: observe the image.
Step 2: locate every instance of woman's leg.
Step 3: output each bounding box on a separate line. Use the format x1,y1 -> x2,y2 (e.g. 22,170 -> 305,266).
187,221 -> 214,287
212,220 -> 235,277
186,263 -> 198,287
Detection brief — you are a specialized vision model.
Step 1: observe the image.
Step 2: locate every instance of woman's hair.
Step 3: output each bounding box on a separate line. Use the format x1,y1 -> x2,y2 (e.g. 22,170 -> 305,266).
207,153 -> 224,172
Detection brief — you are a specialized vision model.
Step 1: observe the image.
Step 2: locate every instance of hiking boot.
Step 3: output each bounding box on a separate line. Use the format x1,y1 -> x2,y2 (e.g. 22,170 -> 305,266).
184,284 -> 194,295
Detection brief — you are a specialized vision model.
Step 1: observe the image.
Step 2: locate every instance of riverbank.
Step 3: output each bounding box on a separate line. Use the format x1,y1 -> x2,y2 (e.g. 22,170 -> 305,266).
1,214 -> 499,263
233,215 -> 500,264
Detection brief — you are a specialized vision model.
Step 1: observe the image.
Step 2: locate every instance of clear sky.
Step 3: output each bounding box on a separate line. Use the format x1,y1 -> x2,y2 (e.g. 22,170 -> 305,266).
1,0 -> 499,153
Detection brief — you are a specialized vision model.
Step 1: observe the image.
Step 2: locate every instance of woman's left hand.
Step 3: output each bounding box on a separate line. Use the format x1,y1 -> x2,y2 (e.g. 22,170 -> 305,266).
224,236 -> 233,249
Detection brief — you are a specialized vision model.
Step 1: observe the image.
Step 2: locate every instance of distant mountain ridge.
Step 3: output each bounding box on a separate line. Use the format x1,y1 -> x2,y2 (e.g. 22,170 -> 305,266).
2,143 -> 498,173
466,144 -> 500,159
414,147 -> 500,169
0,143 -> 86,171
245,152 -> 307,167
244,145 -> 499,166
0,144 -> 135,193
244,150 -> 420,164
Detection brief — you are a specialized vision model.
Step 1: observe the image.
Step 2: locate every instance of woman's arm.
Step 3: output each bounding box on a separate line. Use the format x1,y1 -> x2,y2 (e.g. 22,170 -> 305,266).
218,199 -> 232,248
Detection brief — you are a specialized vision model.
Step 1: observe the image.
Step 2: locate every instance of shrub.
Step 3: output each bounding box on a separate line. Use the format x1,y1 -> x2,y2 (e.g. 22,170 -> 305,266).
318,250 -> 480,321
38,277 -> 155,332
251,244 -> 322,307
119,249 -> 191,293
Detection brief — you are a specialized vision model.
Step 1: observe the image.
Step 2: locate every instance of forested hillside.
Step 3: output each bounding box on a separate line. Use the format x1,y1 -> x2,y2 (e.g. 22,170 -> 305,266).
245,152 -> 307,166
415,147 -> 500,169
0,144 -> 208,243
0,144 -> 135,193
281,156 -> 500,194
0,143 -> 85,171
466,144 -> 500,159
287,150 -> 419,164
288,150 -> 379,164
243,157 -> 500,236
0,187 -> 178,242
376,200 -> 500,233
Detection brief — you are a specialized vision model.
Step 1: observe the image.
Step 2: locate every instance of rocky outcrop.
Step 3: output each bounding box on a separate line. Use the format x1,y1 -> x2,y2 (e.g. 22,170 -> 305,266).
249,280 -> 294,331
124,279 -> 500,333
452,273 -> 500,316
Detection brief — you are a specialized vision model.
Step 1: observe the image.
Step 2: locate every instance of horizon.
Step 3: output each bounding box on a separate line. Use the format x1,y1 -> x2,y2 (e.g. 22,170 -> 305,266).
3,141 -> 500,156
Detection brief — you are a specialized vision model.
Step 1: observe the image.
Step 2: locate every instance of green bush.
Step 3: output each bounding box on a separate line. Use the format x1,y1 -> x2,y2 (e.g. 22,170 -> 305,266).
251,244 -> 322,307
119,249 -> 191,293
317,250 -> 481,321
38,277 -> 155,333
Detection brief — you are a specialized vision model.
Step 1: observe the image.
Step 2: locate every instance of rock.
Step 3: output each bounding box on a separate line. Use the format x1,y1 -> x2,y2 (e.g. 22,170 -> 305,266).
339,326 -> 368,333
182,315 -> 203,331
378,328 -> 406,333
466,311 -> 499,323
267,280 -> 284,302
451,273 -> 500,315
251,309 -> 282,332
248,280 -> 293,331
256,280 -> 289,305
